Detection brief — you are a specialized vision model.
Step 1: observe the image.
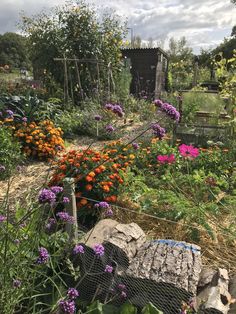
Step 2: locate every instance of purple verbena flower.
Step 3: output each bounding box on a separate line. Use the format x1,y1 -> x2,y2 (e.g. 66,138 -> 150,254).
105,208 -> 113,217
112,104 -> 124,117
63,197 -> 70,204
121,291 -> 127,298
0,215 -> 7,222
95,201 -> 110,209
154,99 -> 180,122
151,123 -> 166,139
117,284 -> 126,291
50,186 -> 63,194
105,124 -> 115,133
93,244 -> 105,257
13,279 -> 21,288
45,218 -> 56,230
94,115 -> 102,121
14,239 -> 20,245
6,109 -> 14,117
104,103 -> 114,111
22,117 -> 27,122
59,299 -> 76,314
105,265 -> 113,273
67,288 -> 79,299
56,212 -> 74,223
36,247 -> 49,264
38,189 -> 56,204
132,142 -> 139,150
73,244 -> 84,254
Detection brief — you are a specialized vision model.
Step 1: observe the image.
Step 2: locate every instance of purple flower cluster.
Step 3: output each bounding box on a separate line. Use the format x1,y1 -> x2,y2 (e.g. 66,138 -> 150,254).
59,300 -> 76,314
38,188 -> 56,204
105,103 -> 124,117
95,202 -> 113,217
73,244 -> 84,254
117,283 -> 127,298
132,142 -> 139,150
105,124 -> 115,133
154,99 -> 180,122
6,109 -> 14,118
93,244 -> 105,257
63,197 -> 70,204
0,165 -> 6,172
36,247 -> 49,264
94,201 -> 110,209
151,123 -> 166,139
13,279 -> 21,288
0,215 -> 7,222
105,265 -> 113,273
50,186 -> 63,194
22,117 -> 27,122
94,114 -> 102,121
67,288 -> 79,299
56,212 -> 74,223
59,288 -> 79,313
45,218 -> 56,230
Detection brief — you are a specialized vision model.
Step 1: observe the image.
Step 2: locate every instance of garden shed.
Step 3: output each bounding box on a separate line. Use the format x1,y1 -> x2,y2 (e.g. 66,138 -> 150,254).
121,47 -> 169,98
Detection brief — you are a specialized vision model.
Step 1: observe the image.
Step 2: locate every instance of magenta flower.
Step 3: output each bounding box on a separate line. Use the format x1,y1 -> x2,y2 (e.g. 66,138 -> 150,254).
179,144 -> 199,159
105,265 -> 113,273
63,197 -> 70,204
93,244 -> 105,257
67,288 -> 79,299
59,299 -> 76,314
36,247 -> 49,264
0,215 -> 7,222
157,154 -> 176,164
50,186 -> 63,194
73,244 -> 84,254
56,212 -> 74,223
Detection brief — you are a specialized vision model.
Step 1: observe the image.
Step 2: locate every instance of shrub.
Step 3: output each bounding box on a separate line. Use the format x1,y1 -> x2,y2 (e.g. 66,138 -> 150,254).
0,126 -> 23,179
13,120 -> 64,159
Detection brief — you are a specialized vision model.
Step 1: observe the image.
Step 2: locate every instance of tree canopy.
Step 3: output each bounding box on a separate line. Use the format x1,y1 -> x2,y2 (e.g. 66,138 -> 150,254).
20,0 -> 127,97
0,32 -> 30,69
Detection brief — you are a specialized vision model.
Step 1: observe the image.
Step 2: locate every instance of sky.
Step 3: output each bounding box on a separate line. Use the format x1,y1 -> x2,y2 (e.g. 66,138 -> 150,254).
0,0 -> 235,53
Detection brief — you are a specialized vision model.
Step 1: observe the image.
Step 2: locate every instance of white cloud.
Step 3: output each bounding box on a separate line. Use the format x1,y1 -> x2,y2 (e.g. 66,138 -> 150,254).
0,0 -> 235,53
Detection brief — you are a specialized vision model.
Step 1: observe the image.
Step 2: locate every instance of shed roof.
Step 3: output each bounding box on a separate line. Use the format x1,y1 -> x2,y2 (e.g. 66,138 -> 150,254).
121,47 -> 169,58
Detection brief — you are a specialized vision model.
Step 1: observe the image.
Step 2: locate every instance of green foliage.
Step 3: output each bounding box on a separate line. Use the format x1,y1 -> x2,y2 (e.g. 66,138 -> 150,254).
168,37 -> 194,91
0,127 -> 23,179
142,303 -> 163,314
215,50 -> 236,106
20,1 -> 127,100
0,32 -> 30,69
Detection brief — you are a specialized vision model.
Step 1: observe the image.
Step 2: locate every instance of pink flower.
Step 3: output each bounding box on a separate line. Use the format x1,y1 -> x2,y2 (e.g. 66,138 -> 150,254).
157,155 -> 168,164
167,154 -> 176,164
179,144 -> 199,159
157,154 -> 176,164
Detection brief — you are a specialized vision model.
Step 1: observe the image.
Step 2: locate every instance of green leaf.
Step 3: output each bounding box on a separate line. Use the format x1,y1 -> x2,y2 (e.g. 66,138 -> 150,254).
86,300 -> 103,314
142,303 -> 163,314
119,303 -> 137,314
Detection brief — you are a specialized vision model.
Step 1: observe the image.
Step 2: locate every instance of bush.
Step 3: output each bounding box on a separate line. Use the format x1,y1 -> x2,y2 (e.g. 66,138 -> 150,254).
0,126 -> 23,179
14,120 -> 64,160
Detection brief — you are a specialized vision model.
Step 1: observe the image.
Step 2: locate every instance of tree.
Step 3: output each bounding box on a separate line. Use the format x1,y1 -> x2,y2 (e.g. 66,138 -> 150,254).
167,37 -> 194,91
20,0 -> 127,98
0,32 -> 30,69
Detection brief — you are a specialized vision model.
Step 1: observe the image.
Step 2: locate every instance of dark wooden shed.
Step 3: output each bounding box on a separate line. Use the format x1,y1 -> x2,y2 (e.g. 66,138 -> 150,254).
121,47 -> 169,99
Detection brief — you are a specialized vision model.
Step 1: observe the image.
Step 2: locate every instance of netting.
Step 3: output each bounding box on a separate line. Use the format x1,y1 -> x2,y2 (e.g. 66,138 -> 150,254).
67,213 -> 203,314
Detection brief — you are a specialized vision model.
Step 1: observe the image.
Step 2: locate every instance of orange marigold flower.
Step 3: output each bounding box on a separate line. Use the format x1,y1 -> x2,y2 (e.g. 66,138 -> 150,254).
85,184 -> 93,191
85,176 -> 93,182
103,185 -> 110,193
